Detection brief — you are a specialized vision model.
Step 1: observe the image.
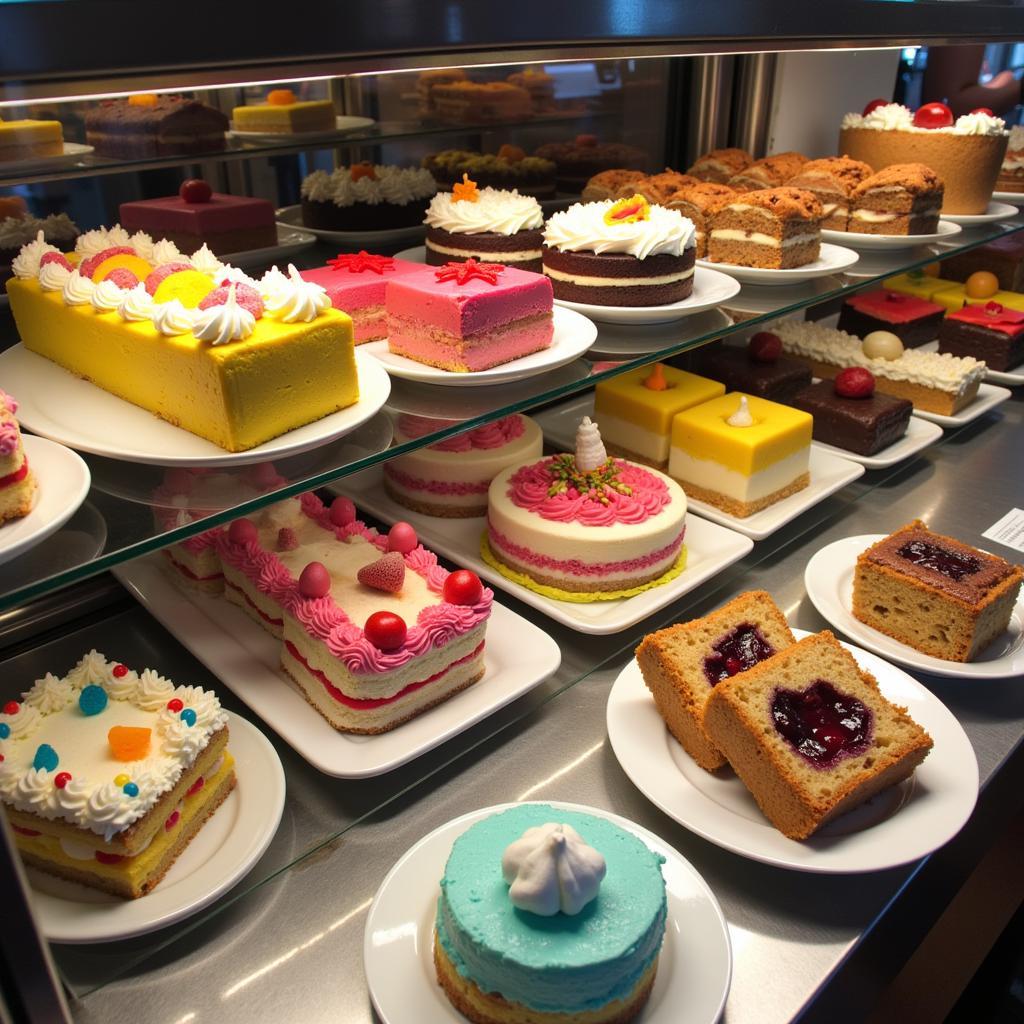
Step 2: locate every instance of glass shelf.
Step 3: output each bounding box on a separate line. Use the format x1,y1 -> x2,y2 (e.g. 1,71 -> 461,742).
1,214 -> 1022,611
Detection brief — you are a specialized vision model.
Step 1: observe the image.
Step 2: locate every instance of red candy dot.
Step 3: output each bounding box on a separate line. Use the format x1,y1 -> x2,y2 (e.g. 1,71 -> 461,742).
299,561 -> 331,598
164,810 -> 181,831
387,521 -> 418,554
3,701 -> 19,715
970,106 -> 994,116
228,518 -> 258,545
913,101 -> 954,129
167,698 -> 184,713
329,496 -> 356,527
179,178 -> 212,204
95,851 -> 124,864
112,664 -> 129,678
443,569 -> 484,606
187,777 -> 205,797
54,772 -> 72,789
0,754 -> 4,762
861,98 -> 888,116
364,611 -> 407,651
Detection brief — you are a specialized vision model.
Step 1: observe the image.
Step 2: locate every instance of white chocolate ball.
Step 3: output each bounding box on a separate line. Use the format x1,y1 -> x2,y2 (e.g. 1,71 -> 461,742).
862,330 -> 904,361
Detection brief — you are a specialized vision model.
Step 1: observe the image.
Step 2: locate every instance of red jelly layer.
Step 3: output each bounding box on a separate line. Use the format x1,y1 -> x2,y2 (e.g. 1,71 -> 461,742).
845,289 -> 944,323
0,457 -> 29,490
224,578 -> 284,628
703,623 -> 775,686
772,680 -> 871,766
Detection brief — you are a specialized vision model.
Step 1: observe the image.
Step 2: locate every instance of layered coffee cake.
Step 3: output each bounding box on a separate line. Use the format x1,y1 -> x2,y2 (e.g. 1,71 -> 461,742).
787,156 -> 874,231
664,182 -> 735,257
849,163 -> 944,235
581,168 -> 649,202
686,147 -> 752,184
727,152 -> 809,191
707,187 -> 822,270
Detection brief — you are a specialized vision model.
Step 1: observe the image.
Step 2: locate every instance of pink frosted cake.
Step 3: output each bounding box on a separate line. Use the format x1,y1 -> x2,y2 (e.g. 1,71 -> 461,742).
0,389 -> 37,524
385,259 -> 554,372
300,251 -> 427,344
216,494 -> 493,733
484,418 -> 688,600
383,413 -> 543,518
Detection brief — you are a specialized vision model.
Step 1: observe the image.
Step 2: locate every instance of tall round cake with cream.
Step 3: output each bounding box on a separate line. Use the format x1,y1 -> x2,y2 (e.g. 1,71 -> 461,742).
484,417 -> 687,600
384,413 -> 543,518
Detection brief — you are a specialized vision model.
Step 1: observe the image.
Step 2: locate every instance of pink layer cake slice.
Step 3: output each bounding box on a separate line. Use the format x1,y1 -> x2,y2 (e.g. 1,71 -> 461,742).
300,252 -> 429,344
216,493 -> 493,733
385,258 -> 554,372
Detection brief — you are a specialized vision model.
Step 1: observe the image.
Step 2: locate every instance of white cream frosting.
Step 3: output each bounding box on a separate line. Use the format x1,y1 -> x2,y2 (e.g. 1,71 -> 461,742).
75,227 -> 115,257
61,269 -> 95,306
425,187 -> 543,235
300,165 -> 437,208
219,264 -> 260,290
192,285 -> 255,344
128,230 -> 156,261
89,278 -> 127,313
151,238 -> 184,265
842,102 -> 1005,136
117,283 -> 155,322
1009,125 -> 1024,151
544,200 -> 695,259
574,415 -> 607,472
501,822 -> 607,917
151,299 -> 197,337
0,213 -> 76,251
23,674 -> 75,714
37,260 -> 71,292
189,243 -> 224,278
264,265 -> 330,323
12,231 -> 59,280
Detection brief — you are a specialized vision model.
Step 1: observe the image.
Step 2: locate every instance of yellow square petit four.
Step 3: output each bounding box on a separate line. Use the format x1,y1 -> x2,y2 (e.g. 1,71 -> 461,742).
232,89 -> 335,134
883,273 -> 960,306
0,118 -> 63,162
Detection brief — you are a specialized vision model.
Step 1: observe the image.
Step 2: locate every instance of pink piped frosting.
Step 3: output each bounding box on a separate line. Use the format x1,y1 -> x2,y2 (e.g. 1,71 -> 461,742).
0,419 -> 19,457
0,390 -> 18,415
397,414 -> 526,453
383,464 -> 490,496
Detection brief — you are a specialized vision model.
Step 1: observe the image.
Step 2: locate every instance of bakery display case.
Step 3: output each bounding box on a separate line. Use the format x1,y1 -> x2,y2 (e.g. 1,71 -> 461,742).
2,6 -> 1024,1023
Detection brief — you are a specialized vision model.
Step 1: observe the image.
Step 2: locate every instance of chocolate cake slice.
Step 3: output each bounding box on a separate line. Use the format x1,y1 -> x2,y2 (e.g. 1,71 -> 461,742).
695,340 -> 811,403
937,301 -> 1024,372
85,96 -> 228,159
791,379 -> 913,455
836,289 -> 945,347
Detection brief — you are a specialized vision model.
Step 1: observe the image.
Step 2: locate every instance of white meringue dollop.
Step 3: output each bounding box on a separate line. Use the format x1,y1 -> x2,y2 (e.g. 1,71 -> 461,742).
12,231 -> 59,280
150,299 -> 197,337
264,264 -> 330,323
192,284 -> 255,345
61,269 -> 96,306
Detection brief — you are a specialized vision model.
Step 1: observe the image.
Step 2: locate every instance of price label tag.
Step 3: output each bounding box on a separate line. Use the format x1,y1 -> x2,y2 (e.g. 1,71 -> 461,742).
982,508 -> 1024,555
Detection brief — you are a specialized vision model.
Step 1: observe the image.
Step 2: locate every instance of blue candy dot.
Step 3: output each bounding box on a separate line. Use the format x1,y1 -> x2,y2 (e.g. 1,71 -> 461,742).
123,782 -> 139,797
180,708 -> 197,727
78,684 -> 108,716
0,724 -> 9,740
32,744 -> 59,772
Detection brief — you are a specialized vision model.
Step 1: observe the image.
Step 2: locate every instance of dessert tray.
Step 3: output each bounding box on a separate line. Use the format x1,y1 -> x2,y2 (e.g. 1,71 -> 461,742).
393,246 -> 743,326
2,142 -> 94,174
606,629 -> 979,872
808,415 -> 944,469
585,308 -> 733,358
537,394 -> 865,541
0,346 -> 391,468
696,243 -> 859,285
114,553 -> 562,778
223,225 -> 317,269
276,205 -> 426,249
0,435 -> 90,566
360,305 -> 597,387
804,535 -> 1024,680
333,465 -> 753,635
31,710 -> 285,943
909,382 -> 1012,428
915,340 -> 1024,388
819,220 -> 962,250
227,115 -> 375,143
364,800 -> 732,1024
939,202 -> 1019,226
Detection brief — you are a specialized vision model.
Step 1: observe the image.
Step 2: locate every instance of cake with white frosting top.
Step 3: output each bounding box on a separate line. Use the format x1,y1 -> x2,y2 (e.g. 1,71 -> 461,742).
300,163 -> 437,231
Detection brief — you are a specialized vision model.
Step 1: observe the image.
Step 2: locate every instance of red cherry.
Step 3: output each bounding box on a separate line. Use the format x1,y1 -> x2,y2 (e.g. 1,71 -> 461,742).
387,522 -> 418,554
329,496 -> 356,527
95,851 -> 124,864
748,332 -> 782,363
179,178 -> 212,203
298,561 -> 331,599
364,611 -> 407,651
970,107 -> 994,116
3,701 -> 19,715
443,569 -> 484,606
167,698 -> 184,712
913,102 -> 954,129
112,664 -> 129,678
861,98 -> 888,116
54,772 -> 72,789
834,366 -> 876,399
228,518 -> 258,545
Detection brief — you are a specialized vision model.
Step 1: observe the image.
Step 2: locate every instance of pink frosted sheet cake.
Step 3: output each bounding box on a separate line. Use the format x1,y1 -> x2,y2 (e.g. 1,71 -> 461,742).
383,413 -> 543,518
385,258 -> 554,372
299,251 -> 428,344
216,493 -> 493,733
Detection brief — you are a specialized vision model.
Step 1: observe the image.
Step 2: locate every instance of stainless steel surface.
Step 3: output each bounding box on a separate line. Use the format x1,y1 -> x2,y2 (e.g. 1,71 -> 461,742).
688,56 -> 734,160
53,388 -> 1024,1022
731,53 -> 778,156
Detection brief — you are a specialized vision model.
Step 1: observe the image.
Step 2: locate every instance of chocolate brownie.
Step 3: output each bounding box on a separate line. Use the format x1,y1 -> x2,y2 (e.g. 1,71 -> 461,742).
790,379 -> 913,455
85,96 -> 227,159
695,343 -> 811,403
937,302 -> 1024,372
836,289 -> 945,347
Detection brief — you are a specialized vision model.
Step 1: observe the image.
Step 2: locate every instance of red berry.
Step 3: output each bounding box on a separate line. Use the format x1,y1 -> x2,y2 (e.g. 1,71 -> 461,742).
164,810 -> 181,831
298,561 -> 331,599
913,102 -> 954,129
387,521 -> 418,554
443,569 -> 484,606
179,178 -> 212,203
3,701 -> 18,715
834,366 -> 876,399
167,698 -> 184,712
357,552 -> 406,594
95,851 -> 124,864
54,772 -> 72,789
748,332 -> 782,363
0,754 -> 4,762
861,98 -> 888,116
970,106 -> 994,116
329,496 -> 356,527
187,777 -> 205,797
228,518 -> 258,545
364,611 -> 407,650
112,664 -> 129,678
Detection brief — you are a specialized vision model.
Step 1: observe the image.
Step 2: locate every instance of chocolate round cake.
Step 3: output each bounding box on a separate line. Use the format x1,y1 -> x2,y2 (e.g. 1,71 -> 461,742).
299,164 -> 436,231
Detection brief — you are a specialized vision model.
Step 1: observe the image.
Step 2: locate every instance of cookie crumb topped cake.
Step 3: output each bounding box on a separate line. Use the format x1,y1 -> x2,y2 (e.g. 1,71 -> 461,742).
0,651 -> 234,898
0,389 -> 37,523
687,147 -> 753,184
664,181 -> 735,258
708,187 -> 822,270
852,520 -> 1024,661
727,152 -> 809,191
787,156 -> 874,231
849,163 -> 944,235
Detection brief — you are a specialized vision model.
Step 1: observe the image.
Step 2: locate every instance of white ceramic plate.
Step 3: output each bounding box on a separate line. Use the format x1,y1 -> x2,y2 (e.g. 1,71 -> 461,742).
361,306 -> 596,387
0,346 -> 391,468
991,191 -> 1023,205
538,393 -> 865,541
820,220 -> 962,250
222,225 -> 317,269
697,243 -> 859,285
607,630 -> 978,872
910,381 -> 1012,427
2,143 -> 94,174
276,205 -> 426,248
0,435 -> 90,566
809,415 -> 944,469
334,466 -> 753,636
940,202 -> 1020,226
364,801 -> 732,1024
31,711 -> 285,943
114,553 -> 561,778
804,535 -> 1024,679
586,309 -> 734,358
227,115 -> 375,142
720,277 -> 845,318
915,340 -> 1024,387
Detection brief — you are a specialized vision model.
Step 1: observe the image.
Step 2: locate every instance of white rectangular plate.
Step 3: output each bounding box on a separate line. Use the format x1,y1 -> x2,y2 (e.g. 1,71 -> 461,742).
113,554 -> 561,778
809,415 -> 944,469
334,467 -> 753,635
535,393 -> 865,541
911,381 -> 1013,427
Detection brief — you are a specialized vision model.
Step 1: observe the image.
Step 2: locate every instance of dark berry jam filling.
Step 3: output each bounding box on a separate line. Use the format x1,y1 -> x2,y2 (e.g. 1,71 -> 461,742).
897,539 -> 981,582
703,623 -> 775,686
771,680 -> 872,767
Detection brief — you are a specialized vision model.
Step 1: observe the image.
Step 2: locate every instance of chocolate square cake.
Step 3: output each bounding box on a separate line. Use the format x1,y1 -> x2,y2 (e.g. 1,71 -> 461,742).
937,301 -> 1024,372
85,96 -> 228,159
940,236 -> 1024,293
790,379 -> 913,455
694,339 -> 812,403
836,289 -> 946,347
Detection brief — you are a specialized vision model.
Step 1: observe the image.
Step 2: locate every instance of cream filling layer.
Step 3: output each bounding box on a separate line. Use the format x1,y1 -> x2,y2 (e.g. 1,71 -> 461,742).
710,230 -> 819,247
426,240 -> 542,261
668,447 -> 809,503
543,266 -> 694,286
384,473 -> 486,510
852,206 -> 941,223
596,414 -> 669,465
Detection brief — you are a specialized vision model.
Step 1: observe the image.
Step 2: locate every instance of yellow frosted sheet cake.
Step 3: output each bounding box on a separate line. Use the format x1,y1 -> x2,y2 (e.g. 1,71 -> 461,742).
232,89 -> 335,134
0,118 -> 63,162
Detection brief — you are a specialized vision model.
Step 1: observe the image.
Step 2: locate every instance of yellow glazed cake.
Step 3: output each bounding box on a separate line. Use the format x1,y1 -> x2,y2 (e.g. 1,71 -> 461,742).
669,393 -> 812,517
0,117 -> 63,162
6,227 -> 358,452
593,362 -> 725,469
232,89 -> 335,134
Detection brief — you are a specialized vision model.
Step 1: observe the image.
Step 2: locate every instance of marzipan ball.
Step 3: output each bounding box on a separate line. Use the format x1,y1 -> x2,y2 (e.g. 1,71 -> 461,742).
862,331 -> 904,361
965,271 -> 999,299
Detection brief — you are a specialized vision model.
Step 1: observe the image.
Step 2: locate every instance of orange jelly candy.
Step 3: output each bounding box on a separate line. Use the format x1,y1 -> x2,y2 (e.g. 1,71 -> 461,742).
604,194 -> 650,225
643,363 -> 668,391
267,88 -> 297,106
350,162 -> 377,182
497,144 -> 526,163
128,94 -> 158,107
92,253 -> 153,284
108,726 -> 152,762
452,173 -> 480,203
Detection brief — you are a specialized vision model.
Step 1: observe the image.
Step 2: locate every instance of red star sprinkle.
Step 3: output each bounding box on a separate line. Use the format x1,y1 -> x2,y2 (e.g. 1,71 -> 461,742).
327,251 -> 395,275
434,259 -> 505,286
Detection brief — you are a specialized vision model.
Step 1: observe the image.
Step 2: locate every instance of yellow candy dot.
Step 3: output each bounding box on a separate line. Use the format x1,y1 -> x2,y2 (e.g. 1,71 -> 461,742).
114,773 -> 130,786
152,269 -> 216,309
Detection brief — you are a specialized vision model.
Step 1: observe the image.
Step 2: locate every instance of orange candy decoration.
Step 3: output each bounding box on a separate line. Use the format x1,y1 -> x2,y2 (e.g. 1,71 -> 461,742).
452,173 -> 480,203
643,363 -> 668,391
497,144 -> 526,163
604,194 -> 650,226
108,726 -> 152,762
267,89 -> 297,106
128,94 -> 158,107
965,271 -> 999,299
350,162 -> 377,182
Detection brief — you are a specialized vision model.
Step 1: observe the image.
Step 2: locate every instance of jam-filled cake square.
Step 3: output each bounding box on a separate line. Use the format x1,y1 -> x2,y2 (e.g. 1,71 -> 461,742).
704,631 -> 933,839
836,289 -> 945,348
937,301 -> 1024,372
852,520 -> 1024,661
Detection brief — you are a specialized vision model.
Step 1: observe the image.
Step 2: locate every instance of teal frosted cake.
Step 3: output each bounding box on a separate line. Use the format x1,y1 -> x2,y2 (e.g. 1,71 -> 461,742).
434,803 -> 667,1024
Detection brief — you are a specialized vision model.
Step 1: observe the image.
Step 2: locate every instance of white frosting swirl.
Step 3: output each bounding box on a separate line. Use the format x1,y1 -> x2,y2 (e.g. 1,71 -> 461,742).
264,265 -> 330,323
66,649 -> 112,689
135,669 -> 175,711
190,243 -> 224,278
258,265 -> 289,301
75,227 -> 113,257
218,264 -> 259,289
299,165 -> 436,208
727,395 -> 755,427
23,674 -> 75,714
90,278 -> 127,313
12,769 -> 58,817
192,284 -> 255,344
954,111 -> 1006,135
105,224 -> 132,248
574,416 -> 607,472
159,718 -> 207,760
843,101 -> 1006,136
0,703 -> 41,739
426,187 -> 543,235
37,260 -> 71,292
61,269 -> 95,306
117,283 -> 155,322
84,783 -> 142,841
12,231 -> 59,280
53,776 -> 92,819
129,230 -> 156,261
151,238 -> 184,265
151,299 -> 197,337
544,200 -> 695,258
105,668 -> 140,700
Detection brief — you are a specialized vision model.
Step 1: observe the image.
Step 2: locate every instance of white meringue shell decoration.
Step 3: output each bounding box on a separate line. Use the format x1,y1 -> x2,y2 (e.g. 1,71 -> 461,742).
726,394 -> 755,428
574,416 -> 608,473
501,822 -> 607,917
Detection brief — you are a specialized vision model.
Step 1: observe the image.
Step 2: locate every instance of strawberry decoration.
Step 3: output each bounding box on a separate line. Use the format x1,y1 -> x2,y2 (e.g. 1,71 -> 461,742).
434,259 -> 504,286
105,268 -> 140,290
228,518 -> 258,545
364,611 -> 407,650
327,251 -> 395,275
198,283 -> 264,318
748,332 -> 781,363
913,102 -> 954,129
179,179 -> 213,203
834,367 -> 875,399
357,552 -> 406,594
